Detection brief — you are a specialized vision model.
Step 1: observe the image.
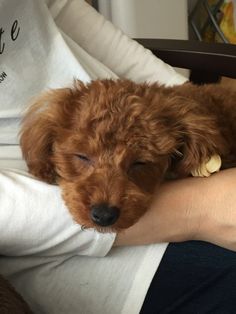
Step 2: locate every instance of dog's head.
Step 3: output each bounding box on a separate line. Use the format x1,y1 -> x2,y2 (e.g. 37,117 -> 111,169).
20,79 -> 221,232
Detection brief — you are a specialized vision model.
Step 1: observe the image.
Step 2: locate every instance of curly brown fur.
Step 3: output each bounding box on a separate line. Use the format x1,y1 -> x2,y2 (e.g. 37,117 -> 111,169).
20,79 -> 236,232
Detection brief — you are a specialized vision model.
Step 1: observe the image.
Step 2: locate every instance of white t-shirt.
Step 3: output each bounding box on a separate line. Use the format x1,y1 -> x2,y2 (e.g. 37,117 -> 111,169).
0,0 -> 187,313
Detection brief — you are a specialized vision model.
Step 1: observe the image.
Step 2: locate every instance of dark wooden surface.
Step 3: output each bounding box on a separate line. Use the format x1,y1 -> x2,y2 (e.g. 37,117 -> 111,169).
135,39 -> 236,80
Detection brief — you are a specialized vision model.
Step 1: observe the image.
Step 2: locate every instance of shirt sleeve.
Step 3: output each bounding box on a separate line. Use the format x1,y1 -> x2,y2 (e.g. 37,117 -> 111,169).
0,169 -> 116,257
46,0 -> 187,86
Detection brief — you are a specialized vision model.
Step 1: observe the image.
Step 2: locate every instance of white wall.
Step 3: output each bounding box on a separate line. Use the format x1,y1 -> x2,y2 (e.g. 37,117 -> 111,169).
98,0 -> 188,39
98,0 -> 189,76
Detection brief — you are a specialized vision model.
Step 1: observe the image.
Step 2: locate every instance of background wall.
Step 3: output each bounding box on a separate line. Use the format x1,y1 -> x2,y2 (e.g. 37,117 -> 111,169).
97,0 -> 188,76
98,0 -> 188,39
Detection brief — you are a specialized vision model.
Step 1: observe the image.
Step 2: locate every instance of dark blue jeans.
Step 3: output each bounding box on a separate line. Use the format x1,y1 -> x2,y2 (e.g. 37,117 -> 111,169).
140,241 -> 236,314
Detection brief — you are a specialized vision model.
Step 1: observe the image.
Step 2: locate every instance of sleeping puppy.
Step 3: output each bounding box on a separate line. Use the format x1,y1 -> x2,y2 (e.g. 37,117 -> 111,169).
20,79 -> 236,232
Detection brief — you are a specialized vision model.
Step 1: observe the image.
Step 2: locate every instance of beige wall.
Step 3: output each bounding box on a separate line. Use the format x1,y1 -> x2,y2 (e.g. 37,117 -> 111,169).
98,0 -> 188,39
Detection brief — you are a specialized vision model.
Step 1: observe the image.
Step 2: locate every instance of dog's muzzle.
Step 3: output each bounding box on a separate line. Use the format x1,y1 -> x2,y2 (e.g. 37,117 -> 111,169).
90,204 -> 120,227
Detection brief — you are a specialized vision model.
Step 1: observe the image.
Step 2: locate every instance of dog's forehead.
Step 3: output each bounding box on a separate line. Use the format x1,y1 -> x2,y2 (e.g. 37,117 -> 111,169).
74,104 -> 149,147
68,80 -> 178,157
75,91 -> 150,135
69,120 -> 163,163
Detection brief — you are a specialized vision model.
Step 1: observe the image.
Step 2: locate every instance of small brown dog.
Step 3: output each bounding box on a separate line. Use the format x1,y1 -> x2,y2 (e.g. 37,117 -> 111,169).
20,79 -> 236,232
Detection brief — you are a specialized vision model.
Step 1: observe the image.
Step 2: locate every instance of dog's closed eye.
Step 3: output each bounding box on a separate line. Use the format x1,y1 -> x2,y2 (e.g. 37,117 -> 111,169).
127,161 -> 148,175
74,154 -> 91,163
130,161 -> 147,169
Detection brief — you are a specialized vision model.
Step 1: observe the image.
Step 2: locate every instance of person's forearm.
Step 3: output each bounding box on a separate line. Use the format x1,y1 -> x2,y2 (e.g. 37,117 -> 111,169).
114,168 -> 236,251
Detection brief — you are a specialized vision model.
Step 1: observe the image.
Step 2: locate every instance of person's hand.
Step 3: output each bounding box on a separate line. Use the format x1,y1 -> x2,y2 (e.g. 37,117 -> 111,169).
114,168 -> 236,252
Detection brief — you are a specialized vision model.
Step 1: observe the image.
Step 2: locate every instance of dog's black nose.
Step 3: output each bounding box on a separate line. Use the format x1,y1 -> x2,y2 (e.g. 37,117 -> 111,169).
90,204 -> 120,227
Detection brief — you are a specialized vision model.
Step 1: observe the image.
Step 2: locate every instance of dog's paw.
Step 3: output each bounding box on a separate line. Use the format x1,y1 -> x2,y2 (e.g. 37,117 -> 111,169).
191,154 -> 222,177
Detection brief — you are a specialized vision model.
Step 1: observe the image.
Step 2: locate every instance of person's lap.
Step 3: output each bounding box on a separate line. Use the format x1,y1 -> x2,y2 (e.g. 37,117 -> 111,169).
141,241 -> 236,314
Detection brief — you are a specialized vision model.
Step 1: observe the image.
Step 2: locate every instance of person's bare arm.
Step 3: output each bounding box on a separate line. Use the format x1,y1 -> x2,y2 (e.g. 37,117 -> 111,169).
114,168 -> 236,251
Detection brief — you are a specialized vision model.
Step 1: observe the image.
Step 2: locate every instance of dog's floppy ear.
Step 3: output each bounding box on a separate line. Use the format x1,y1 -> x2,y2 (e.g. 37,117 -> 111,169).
20,88 -> 74,183
168,97 -> 226,176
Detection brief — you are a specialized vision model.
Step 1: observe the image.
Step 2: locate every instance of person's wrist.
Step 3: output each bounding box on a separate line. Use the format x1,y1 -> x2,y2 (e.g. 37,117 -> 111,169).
153,179 -> 206,243
187,170 -> 232,247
